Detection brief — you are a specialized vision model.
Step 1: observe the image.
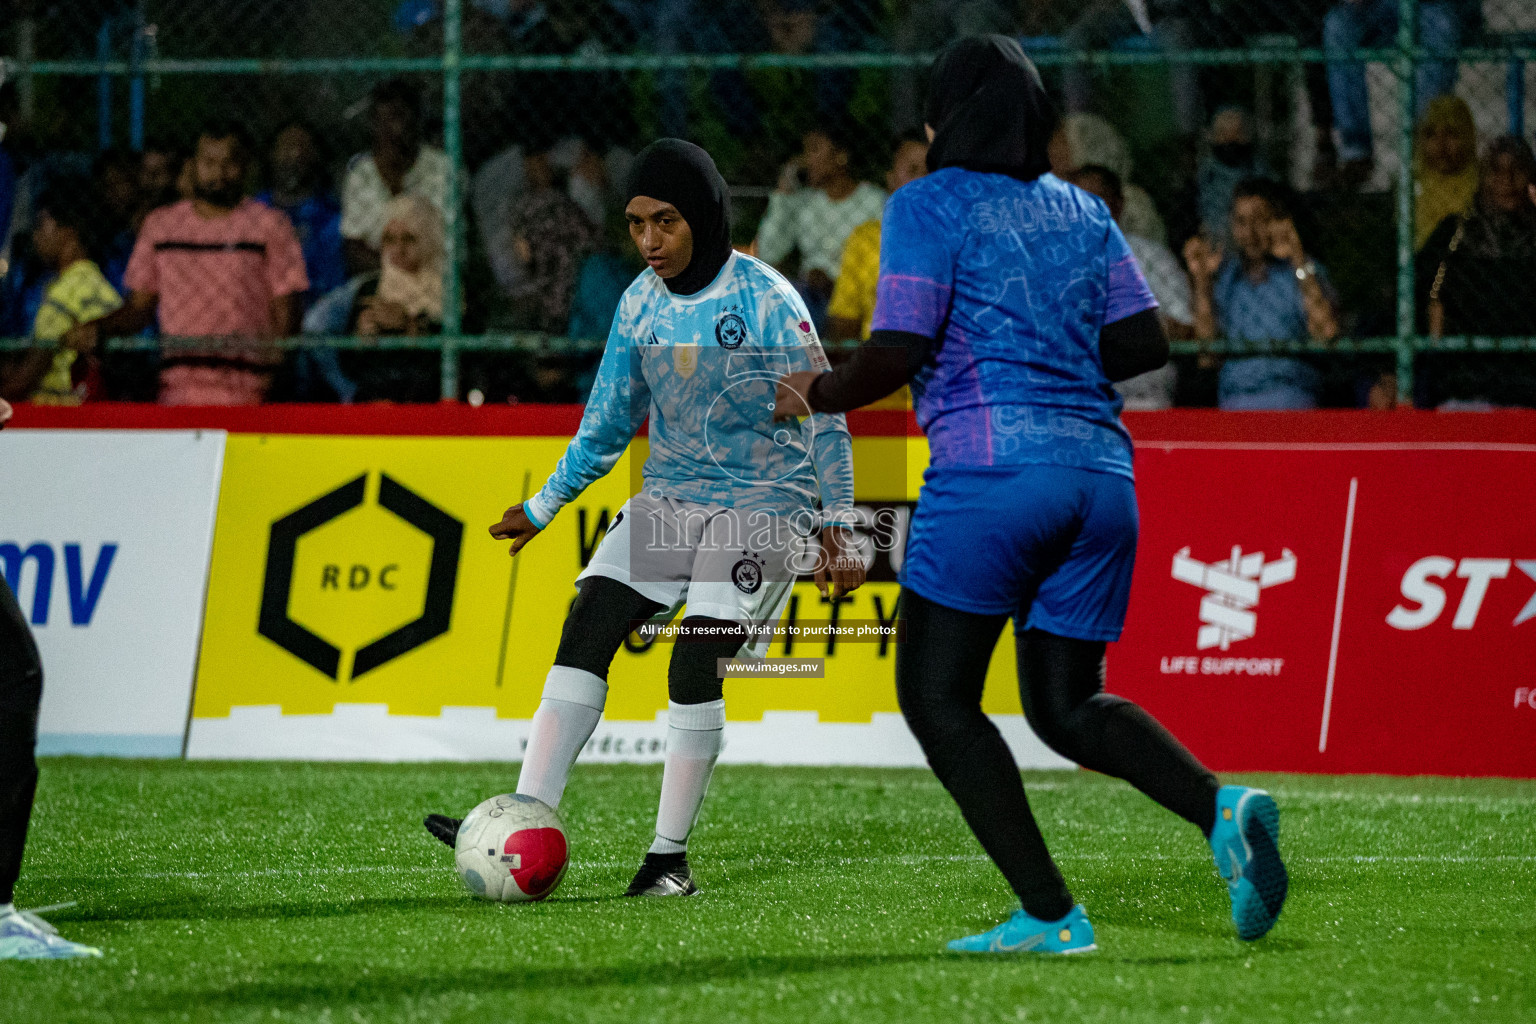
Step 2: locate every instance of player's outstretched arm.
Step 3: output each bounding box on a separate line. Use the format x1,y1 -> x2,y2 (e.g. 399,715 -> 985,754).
506,304 -> 651,547
774,330 -> 929,418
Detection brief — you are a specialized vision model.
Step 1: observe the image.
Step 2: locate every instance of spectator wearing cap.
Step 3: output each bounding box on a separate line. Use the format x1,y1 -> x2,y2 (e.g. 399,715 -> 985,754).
1070,164 -> 1193,410
340,78 -> 448,276
62,120 -> 308,406
754,125 -> 886,325
0,183 -> 121,405
1184,178 -> 1338,410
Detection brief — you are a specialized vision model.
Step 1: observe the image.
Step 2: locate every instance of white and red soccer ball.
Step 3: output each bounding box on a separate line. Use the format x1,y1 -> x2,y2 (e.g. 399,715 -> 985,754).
453,794 -> 569,902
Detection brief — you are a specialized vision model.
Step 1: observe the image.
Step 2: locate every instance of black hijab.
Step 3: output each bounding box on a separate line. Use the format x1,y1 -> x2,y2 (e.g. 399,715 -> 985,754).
624,138 -> 733,296
924,34 -> 1057,182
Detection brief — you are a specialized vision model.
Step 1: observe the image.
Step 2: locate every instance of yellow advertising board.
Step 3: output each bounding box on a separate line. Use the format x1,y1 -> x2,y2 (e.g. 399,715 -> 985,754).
189,432 -> 1041,763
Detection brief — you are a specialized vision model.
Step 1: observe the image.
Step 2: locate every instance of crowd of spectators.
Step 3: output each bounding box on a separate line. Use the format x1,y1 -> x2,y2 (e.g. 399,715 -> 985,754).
3,0 -> 1536,409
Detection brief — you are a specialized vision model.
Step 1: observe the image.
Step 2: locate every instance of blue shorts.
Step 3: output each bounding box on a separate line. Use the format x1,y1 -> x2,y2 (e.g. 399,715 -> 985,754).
900,464 -> 1138,642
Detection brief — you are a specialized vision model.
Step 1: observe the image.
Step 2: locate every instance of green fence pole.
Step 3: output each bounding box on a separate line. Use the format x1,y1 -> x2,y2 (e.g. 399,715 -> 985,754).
440,0 -> 464,401
1395,0 -> 1418,403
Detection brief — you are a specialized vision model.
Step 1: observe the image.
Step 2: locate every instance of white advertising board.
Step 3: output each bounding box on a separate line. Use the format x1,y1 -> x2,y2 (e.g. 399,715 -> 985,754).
0,429 -> 225,756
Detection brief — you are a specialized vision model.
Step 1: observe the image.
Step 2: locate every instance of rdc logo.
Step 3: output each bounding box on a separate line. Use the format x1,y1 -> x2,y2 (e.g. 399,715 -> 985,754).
258,473 -> 462,681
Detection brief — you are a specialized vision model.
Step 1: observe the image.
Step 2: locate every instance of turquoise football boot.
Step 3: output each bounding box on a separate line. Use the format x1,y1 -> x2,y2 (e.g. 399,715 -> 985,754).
0,907 -> 103,960
1209,785 -> 1288,940
947,904 -> 1097,954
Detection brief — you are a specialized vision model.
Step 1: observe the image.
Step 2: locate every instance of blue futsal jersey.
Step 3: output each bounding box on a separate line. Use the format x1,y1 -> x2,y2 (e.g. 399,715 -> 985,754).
880,168 -> 1159,637
872,168 -> 1158,479
524,252 -> 854,528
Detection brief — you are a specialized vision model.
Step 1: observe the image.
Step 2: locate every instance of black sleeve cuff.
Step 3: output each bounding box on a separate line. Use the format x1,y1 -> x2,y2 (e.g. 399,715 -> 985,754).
1099,308 -> 1170,383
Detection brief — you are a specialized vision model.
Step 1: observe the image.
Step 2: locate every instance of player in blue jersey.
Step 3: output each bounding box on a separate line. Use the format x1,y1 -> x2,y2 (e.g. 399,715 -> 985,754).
425,140 -> 863,896
775,37 -> 1288,952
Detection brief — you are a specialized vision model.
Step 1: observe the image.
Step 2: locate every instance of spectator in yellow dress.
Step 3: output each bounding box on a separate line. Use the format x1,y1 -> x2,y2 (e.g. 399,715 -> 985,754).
0,184 -> 121,405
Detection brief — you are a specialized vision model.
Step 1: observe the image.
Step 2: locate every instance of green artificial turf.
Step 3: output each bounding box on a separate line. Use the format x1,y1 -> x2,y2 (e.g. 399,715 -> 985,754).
6,760 -> 1533,1023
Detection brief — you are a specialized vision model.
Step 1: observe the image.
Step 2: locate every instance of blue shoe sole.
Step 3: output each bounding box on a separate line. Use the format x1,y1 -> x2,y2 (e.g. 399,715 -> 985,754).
945,905 -> 1099,955
1231,791 -> 1288,940
946,941 -> 1099,955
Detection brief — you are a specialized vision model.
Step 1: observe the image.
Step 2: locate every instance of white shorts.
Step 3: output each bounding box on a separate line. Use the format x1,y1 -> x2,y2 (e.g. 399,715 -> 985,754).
577,493 -> 811,658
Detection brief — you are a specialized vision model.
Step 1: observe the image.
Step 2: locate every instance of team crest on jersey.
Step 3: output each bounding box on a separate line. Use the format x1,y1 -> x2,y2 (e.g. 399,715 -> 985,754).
715,312 -> 748,349
731,555 -> 763,594
673,344 -> 699,378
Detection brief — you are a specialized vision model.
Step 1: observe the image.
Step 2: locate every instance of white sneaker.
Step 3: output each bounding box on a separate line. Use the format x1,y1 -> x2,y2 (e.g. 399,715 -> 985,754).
0,909 -> 103,960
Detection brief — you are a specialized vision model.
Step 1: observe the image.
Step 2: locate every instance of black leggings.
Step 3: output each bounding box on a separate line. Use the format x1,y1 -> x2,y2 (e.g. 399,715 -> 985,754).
896,588 -> 1218,921
553,575 -> 746,706
0,577 -> 43,906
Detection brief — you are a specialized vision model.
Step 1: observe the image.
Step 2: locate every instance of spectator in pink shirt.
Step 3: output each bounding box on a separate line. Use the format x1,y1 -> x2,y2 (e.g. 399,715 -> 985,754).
64,120 -> 308,405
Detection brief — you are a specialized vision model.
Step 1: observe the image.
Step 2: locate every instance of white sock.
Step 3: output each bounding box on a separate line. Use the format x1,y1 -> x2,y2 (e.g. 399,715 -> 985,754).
649,700 -> 726,855
515,666 -> 608,809
0,902 -> 13,917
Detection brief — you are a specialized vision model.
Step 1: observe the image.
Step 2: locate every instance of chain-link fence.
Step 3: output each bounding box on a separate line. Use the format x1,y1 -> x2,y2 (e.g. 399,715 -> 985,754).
1,0 -> 1534,408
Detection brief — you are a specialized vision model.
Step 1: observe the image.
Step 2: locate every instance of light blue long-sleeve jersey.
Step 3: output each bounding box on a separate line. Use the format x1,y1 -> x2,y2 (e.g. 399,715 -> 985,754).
523,252 -> 855,528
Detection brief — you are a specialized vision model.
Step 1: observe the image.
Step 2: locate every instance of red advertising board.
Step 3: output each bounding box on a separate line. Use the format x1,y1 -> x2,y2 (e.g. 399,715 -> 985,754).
1110,414 -> 1536,777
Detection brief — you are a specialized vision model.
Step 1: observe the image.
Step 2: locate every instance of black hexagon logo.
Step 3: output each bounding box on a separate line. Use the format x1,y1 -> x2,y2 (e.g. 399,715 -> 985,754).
257,473 -> 463,680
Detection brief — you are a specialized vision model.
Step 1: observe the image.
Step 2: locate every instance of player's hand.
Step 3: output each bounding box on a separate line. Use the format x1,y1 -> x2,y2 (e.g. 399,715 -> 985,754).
816,526 -> 865,600
0,398 -> 12,430
489,502 -> 542,555
774,370 -> 822,420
